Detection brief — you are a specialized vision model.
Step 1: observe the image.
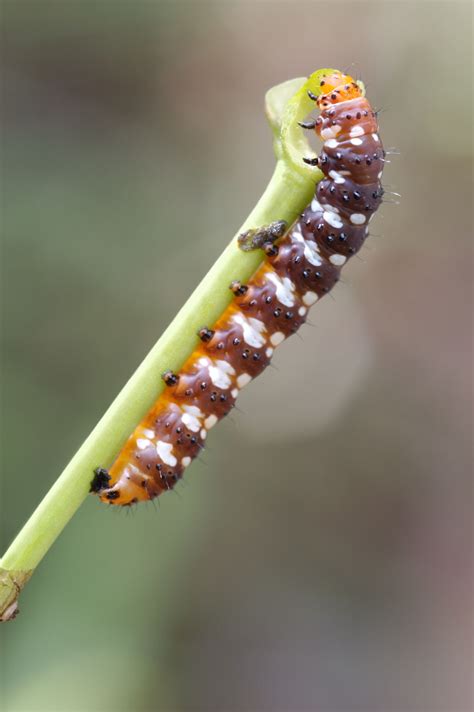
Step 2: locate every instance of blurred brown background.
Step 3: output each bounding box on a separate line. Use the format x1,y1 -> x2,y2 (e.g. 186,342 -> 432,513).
1,1 -> 472,711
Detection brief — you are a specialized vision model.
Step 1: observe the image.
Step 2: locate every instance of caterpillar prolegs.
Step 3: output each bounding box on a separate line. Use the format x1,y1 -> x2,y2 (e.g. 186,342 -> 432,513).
91,70 -> 384,506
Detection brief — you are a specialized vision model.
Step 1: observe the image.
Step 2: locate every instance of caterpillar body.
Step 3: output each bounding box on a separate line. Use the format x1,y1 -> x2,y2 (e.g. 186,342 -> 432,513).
91,70 -> 384,506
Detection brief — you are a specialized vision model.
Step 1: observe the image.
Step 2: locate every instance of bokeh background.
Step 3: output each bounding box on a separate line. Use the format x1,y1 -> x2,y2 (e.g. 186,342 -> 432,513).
1,1 -> 472,711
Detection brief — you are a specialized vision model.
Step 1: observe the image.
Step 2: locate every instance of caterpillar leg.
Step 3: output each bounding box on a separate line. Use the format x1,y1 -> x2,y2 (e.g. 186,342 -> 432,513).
90,467 -> 111,493
229,281 -> 248,296
298,119 -> 317,130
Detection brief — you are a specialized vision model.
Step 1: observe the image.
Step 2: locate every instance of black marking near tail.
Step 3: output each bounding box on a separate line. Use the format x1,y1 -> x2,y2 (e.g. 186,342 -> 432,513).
90,467 -> 111,493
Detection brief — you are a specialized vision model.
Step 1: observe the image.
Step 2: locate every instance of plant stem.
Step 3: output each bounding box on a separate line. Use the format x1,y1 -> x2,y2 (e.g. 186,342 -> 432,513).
0,70 -> 332,620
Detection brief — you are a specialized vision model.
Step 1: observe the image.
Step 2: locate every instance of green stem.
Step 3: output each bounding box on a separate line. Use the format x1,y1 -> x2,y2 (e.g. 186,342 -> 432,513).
0,70 -> 334,621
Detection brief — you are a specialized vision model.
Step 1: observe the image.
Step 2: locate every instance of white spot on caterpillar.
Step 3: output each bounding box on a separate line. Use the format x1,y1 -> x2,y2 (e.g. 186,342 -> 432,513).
181,456 -> 191,467
156,441 -> 177,467
330,254 -> 347,266
265,347 -> 274,358
237,372 -> 252,388
303,239 -> 323,266
325,138 -> 338,148
232,313 -> 266,348
143,428 -> 155,439
372,133 -> 380,142
204,414 -> 218,429
324,211 -> 343,229
208,359 -> 236,389
349,125 -> 364,138
231,388 -> 239,398
321,125 -> 341,140
311,197 -> 323,212
200,428 -> 207,439
298,306 -> 307,316
181,405 -> 204,432
378,171 -> 383,179
350,213 -> 367,225
350,137 -> 363,146
270,331 -> 285,346
266,272 -> 295,307
291,231 -> 322,266
303,291 -> 318,306
137,438 -> 152,450
329,170 -> 345,184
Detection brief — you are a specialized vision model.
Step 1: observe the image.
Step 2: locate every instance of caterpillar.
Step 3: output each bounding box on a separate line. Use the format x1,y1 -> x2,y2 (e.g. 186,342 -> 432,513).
91,70 -> 384,506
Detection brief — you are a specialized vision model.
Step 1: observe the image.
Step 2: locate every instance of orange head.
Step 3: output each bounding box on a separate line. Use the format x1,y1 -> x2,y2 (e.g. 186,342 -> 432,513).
316,70 -> 362,109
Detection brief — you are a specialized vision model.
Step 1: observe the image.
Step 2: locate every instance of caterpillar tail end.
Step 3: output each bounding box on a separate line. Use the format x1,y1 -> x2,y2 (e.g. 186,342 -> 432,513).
90,466 -> 157,506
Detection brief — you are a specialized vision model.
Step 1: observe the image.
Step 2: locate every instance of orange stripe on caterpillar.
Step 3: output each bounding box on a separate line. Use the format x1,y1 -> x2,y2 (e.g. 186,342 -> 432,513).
90,71 -> 385,506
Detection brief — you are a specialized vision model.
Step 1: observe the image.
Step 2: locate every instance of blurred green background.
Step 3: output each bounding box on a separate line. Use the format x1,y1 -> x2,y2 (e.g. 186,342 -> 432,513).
1,1 -> 472,710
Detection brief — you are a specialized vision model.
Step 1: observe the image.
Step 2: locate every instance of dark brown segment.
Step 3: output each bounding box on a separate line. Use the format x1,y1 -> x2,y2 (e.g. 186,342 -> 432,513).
167,361 -> 237,418
318,97 -> 377,138
318,140 -> 384,184
237,278 -> 307,339
202,320 -> 272,379
316,178 -> 383,219
152,404 -> 205,459
271,233 -> 341,297
300,206 -> 367,260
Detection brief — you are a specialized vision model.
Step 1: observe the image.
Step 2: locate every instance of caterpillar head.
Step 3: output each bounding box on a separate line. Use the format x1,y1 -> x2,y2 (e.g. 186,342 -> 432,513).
317,71 -> 362,109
